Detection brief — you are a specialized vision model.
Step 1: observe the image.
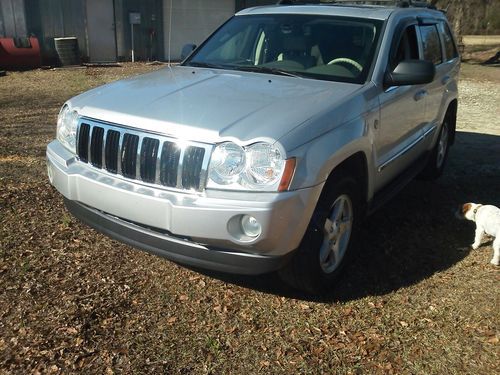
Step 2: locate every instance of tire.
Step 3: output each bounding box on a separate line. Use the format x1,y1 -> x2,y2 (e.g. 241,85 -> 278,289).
419,111 -> 453,180
279,175 -> 362,295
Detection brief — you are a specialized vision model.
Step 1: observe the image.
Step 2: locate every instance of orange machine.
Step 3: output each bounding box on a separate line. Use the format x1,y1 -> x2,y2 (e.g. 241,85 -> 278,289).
0,37 -> 42,70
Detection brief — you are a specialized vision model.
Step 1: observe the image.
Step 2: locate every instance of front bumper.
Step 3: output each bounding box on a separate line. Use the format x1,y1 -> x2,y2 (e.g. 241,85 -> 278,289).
47,140 -> 323,274
65,198 -> 290,274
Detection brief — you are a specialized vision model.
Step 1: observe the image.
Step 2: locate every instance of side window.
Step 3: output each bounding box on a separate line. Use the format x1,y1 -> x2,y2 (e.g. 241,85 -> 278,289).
438,22 -> 459,61
390,25 -> 419,70
420,25 -> 443,65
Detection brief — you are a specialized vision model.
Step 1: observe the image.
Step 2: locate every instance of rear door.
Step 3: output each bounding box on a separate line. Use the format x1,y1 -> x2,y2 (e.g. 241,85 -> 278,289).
418,23 -> 445,138
419,20 -> 460,149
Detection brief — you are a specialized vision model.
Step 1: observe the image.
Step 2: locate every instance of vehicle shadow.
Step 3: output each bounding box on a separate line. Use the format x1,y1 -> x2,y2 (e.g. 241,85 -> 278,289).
189,131 -> 500,302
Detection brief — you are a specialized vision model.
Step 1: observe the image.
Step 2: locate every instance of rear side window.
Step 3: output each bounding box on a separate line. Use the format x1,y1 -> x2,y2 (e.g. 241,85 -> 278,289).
420,25 -> 442,65
438,22 -> 459,61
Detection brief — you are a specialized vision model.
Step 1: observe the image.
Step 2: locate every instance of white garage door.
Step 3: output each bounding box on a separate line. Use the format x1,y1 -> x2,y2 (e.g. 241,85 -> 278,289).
164,0 -> 235,61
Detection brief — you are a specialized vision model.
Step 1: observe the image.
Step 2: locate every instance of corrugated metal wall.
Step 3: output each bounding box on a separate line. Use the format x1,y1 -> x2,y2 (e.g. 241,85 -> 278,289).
0,0 -> 27,37
115,0 -> 164,61
4,0 -> 165,64
25,0 -> 88,64
0,3 -> 4,36
163,0 -> 235,60
3,0 -> 243,64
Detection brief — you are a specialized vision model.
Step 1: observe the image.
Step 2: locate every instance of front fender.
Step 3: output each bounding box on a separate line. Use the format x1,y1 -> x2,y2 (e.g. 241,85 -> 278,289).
286,116 -> 375,200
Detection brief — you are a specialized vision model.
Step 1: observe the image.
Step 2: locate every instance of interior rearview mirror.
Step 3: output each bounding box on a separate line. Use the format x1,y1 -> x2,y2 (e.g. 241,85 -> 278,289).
384,60 -> 435,88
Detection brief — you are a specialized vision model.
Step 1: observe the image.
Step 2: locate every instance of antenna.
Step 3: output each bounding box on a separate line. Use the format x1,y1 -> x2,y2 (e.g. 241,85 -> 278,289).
168,0 -> 173,67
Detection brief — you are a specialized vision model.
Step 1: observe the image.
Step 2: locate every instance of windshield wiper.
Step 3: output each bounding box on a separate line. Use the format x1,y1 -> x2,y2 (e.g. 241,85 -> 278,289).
186,62 -> 305,78
231,65 -> 304,78
185,61 -> 229,69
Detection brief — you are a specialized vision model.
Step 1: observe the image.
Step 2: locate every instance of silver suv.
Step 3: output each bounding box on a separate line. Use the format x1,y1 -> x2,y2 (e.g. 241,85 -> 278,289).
47,1 -> 460,293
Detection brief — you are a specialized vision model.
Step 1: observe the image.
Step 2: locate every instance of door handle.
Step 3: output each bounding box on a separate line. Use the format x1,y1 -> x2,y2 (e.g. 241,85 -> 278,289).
414,90 -> 428,101
441,75 -> 451,85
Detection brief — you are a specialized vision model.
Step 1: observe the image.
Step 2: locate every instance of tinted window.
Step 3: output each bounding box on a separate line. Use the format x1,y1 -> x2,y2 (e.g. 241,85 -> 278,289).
438,22 -> 458,61
390,25 -> 419,70
185,15 -> 384,84
420,25 -> 442,65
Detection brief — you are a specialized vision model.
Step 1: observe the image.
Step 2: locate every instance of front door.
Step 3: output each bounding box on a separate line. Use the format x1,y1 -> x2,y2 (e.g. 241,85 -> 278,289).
375,23 -> 426,191
86,0 -> 117,62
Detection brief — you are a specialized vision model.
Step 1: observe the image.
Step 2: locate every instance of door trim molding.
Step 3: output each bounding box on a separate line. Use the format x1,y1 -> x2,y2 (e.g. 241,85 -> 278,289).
378,124 -> 437,172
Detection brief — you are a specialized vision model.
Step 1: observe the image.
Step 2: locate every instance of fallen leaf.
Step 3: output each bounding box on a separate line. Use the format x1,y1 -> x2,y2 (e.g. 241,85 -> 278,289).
487,336 -> 499,344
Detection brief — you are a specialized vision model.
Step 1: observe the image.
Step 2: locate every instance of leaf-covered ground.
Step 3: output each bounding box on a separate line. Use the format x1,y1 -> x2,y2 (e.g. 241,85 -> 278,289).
0,63 -> 499,374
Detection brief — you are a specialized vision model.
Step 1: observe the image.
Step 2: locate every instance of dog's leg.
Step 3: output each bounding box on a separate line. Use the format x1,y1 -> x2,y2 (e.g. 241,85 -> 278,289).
471,227 -> 484,250
491,236 -> 500,266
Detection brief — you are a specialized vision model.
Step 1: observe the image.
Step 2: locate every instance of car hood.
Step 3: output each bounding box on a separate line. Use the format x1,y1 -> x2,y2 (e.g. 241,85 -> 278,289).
70,66 -> 362,145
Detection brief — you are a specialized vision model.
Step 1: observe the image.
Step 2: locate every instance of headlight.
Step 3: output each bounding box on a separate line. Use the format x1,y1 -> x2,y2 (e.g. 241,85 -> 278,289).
56,104 -> 79,153
207,141 -> 291,192
243,143 -> 284,187
209,142 -> 245,185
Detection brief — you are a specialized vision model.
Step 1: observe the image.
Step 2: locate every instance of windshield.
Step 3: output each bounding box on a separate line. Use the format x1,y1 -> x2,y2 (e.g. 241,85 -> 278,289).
184,14 -> 384,84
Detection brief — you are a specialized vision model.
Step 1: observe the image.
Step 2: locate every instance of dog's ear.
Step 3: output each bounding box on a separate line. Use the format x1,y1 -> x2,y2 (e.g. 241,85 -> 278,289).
462,203 -> 472,214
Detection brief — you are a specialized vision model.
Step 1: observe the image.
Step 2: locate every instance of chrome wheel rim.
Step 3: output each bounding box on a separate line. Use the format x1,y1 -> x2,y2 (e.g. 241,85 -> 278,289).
436,122 -> 449,168
319,194 -> 353,274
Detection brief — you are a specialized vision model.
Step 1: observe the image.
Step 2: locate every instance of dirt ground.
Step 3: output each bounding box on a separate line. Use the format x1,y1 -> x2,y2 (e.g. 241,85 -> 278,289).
0,62 -> 499,374
462,35 -> 500,46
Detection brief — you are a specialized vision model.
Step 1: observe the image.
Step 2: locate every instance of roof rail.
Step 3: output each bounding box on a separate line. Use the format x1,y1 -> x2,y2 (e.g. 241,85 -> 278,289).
276,0 -> 437,9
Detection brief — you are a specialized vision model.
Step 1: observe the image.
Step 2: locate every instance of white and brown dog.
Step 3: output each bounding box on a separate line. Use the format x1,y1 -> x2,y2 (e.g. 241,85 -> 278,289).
458,203 -> 500,266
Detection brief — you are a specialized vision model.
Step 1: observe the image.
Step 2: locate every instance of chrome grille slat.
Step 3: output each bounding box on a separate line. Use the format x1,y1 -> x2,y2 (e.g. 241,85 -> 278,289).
116,131 -> 123,176
87,125 -> 93,166
76,119 -> 212,193
140,137 -> 160,183
135,135 -> 143,181
160,141 -> 181,187
77,123 -> 91,163
101,128 -> 107,169
90,126 -> 104,168
155,140 -> 163,185
121,133 -> 139,179
176,146 -> 186,189
182,146 -> 205,190
105,129 -> 120,174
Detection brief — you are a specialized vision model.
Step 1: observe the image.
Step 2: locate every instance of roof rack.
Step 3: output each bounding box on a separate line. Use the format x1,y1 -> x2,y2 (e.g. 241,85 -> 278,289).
276,0 -> 437,9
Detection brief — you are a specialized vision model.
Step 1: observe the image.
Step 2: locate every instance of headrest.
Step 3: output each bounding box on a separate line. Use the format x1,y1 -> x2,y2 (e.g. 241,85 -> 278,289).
283,36 -> 307,51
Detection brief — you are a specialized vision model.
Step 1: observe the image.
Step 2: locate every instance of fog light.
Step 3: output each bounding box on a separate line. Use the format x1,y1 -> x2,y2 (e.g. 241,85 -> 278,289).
240,215 -> 262,238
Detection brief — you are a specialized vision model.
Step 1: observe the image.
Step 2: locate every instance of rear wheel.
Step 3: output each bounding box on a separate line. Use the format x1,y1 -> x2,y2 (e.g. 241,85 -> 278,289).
419,111 -> 453,180
279,175 -> 361,294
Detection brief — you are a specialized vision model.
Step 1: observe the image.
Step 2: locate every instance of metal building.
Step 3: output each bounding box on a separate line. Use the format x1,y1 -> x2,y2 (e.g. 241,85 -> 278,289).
0,0 -> 273,65
163,0 -> 234,61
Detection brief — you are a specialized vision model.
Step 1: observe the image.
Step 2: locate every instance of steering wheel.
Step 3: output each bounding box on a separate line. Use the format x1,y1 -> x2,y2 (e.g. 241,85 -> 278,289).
327,58 -> 363,72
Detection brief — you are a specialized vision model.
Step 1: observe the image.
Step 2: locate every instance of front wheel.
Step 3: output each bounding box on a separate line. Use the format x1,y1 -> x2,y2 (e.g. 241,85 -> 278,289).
279,176 -> 361,294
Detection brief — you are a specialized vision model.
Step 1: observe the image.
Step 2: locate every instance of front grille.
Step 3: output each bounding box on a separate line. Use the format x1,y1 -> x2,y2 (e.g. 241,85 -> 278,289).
76,120 -> 211,192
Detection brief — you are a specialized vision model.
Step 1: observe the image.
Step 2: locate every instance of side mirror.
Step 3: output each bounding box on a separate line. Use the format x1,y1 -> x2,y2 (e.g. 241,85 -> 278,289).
181,43 -> 197,60
384,60 -> 435,88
